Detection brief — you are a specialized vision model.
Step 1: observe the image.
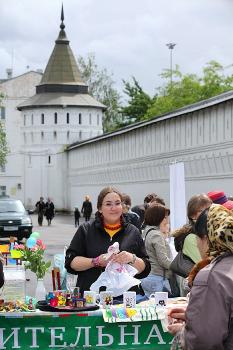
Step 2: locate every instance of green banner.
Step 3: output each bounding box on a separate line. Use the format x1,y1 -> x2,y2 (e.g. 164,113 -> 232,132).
0,314 -> 173,349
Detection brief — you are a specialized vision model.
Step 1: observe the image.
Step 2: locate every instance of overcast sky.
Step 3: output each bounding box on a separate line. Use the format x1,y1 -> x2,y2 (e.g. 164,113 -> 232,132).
0,0 -> 233,96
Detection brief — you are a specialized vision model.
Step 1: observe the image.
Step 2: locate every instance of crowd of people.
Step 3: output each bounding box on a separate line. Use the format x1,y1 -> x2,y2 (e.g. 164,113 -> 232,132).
65,187 -> 233,349
1,186 -> 232,349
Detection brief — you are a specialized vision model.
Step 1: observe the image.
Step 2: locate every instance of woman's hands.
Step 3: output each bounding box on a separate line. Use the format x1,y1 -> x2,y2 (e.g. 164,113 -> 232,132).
167,307 -> 186,335
111,251 -> 135,264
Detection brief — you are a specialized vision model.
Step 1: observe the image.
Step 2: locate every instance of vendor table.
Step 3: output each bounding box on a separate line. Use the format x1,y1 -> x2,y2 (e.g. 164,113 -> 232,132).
0,309 -> 173,350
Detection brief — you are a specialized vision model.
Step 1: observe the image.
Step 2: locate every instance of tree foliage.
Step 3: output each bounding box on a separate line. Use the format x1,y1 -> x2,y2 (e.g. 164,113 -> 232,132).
77,53 -> 122,132
0,95 -> 8,166
119,77 -> 155,127
144,61 -> 233,119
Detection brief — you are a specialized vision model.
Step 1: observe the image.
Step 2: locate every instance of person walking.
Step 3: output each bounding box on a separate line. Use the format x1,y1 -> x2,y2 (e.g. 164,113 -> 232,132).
81,195 -> 93,221
35,197 -> 46,226
74,206 -> 81,227
45,197 -> 55,226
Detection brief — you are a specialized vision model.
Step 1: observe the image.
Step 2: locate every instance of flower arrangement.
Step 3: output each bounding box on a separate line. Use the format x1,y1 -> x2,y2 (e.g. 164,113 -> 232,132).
12,232 -> 51,279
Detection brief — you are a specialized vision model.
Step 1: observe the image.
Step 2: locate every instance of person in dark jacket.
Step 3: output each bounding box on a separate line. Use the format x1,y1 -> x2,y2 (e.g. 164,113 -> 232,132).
168,204 -> 233,350
122,193 -> 141,231
74,206 -> 81,227
35,197 -> 46,226
81,195 -> 93,221
65,186 -> 151,295
45,197 -> 55,226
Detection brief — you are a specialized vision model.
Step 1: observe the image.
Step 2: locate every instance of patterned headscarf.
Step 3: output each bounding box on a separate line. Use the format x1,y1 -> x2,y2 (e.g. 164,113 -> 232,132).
188,203 -> 233,287
207,204 -> 233,257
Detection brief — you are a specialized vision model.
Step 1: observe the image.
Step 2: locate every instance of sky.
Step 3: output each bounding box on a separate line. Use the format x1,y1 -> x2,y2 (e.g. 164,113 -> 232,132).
0,0 -> 233,97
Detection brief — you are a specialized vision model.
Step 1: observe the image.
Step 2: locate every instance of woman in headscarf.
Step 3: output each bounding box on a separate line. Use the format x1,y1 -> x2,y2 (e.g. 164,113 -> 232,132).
168,204 -> 233,350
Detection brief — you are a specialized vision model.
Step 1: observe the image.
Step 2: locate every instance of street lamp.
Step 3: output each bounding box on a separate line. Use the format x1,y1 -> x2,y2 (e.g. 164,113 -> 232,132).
166,43 -> 176,86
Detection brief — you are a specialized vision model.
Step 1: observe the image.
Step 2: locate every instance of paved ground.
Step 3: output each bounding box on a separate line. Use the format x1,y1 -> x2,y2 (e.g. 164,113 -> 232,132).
4,213 -> 87,298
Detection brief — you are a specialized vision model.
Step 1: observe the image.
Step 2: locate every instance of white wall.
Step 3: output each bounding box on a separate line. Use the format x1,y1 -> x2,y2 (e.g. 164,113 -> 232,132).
67,99 -> 233,211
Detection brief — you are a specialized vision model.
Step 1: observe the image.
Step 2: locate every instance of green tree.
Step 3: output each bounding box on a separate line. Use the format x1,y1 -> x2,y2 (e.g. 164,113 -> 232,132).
0,95 -> 8,166
119,77 -> 154,127
77,53 -> 122,132
145,61 -> 233,120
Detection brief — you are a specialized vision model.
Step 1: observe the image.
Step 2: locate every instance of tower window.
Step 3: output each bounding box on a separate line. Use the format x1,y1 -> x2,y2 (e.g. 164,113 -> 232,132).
0,165 -> 5,173
79,113 -> 82,124
79,130 -> 82,140
48,155 -> 51,164
41,114 -> 44,124
66,113 -> 69,124
31,114 -> 34,125
67,131 -> 70,140
24,115 -> 26,126
54,112 -> 57,124
89,113 -> 92,125
0,107 -> 5,120
54,131 -> 57,140
41,131 -> 44,140
0,186 -> 6,196
97,114 -> 99,125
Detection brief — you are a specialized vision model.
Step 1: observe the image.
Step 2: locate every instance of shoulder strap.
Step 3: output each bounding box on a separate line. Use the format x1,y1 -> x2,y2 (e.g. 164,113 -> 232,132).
144,227 -> 155,242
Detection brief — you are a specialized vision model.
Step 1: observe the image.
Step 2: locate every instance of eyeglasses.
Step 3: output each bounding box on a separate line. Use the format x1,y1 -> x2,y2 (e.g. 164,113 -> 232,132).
102,201 -> 122,208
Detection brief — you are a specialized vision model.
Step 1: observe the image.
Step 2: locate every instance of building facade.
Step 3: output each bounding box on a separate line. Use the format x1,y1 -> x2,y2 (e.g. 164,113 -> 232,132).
0,8 -> 105,209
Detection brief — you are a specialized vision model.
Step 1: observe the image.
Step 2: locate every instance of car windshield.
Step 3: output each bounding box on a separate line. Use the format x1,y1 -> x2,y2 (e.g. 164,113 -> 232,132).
0,200 -> 25,213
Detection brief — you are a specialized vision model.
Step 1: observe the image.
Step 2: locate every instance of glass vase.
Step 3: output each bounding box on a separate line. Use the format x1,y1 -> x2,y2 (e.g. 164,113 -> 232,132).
35,278 -> 46,301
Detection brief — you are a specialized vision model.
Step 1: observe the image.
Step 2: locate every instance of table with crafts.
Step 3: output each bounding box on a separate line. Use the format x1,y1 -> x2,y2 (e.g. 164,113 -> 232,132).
0,298 -> 189,350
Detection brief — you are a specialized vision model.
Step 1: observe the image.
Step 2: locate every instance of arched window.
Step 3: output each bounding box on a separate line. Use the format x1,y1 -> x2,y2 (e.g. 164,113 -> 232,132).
48,155 -> 51,164
41,114 -> 44,124
67,113 -> 70,124
31,114 -> 34,125
79,113 -> 82,124
54,112 -> 57,124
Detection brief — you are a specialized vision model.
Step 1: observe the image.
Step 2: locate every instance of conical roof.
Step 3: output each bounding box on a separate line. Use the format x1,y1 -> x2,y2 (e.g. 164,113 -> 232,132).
18,6 -> 106,111
36,5 -> 87,94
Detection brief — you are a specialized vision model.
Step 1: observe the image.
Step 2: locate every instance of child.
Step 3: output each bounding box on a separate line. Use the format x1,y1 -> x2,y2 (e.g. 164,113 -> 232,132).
74,207 -> 80,227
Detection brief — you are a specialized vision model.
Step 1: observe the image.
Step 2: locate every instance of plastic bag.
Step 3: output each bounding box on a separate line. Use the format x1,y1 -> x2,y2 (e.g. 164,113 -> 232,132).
90,261 -> 140,297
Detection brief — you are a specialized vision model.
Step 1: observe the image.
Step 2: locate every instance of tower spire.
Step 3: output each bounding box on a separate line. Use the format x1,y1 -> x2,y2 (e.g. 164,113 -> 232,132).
60,4 -> 65,31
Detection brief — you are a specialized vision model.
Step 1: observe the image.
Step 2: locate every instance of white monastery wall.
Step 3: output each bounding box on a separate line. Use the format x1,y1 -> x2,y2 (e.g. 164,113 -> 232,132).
67,100 -> 233,211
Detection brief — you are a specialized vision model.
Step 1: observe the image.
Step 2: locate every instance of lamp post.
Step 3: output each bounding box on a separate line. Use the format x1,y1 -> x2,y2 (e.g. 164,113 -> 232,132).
166,43 -> 176,86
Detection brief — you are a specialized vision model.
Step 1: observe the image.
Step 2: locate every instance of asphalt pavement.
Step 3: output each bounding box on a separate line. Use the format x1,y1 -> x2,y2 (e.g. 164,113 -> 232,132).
3,213 -> 86,298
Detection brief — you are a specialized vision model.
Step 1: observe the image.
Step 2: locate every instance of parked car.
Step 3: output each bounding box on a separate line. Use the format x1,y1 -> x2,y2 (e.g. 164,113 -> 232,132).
0,198 -> 33,240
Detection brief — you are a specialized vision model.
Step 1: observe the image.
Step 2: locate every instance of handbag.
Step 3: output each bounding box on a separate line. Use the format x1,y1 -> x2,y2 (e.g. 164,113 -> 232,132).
170,251 -> 194,278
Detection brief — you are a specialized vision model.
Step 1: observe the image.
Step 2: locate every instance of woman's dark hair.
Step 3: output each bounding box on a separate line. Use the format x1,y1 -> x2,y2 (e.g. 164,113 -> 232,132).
122,193 -> 132,207
194,208 -> 209,238
97,186 -> 123,210
144,203 -> 170,226
187,194 -> 212,219
144,193 -> 157,204
150,196 -> 165,206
